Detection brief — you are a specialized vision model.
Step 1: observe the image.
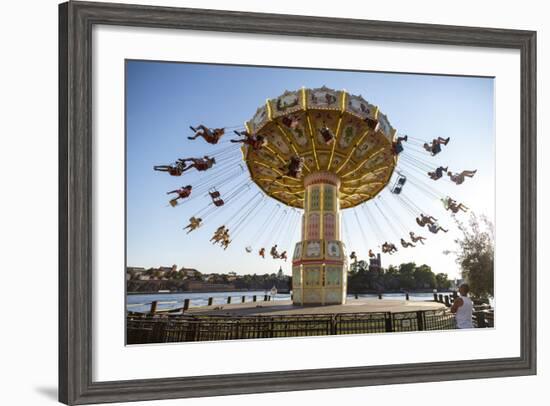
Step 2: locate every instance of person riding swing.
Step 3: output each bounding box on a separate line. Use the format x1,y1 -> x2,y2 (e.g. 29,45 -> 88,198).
428,223 -> 448,234
400,238 -> 415,248
448,169 -> 477,185
428,166 -> 448,180
443,197 -> 469,213
167,185 -> 192,206
382,242 -> 398,254
153,160 -> 187,176
364,116 -> 380,131
319,125 -> 335,145
423,137 -> 450,156
281,115 -> 300,130
210,225 -> 226,243
270,244 -> 280,259
409,231 -> 427,245
183,216 -> 202,234
221,235 -> 231,250
283,155 -> 304,178
280,251 -> 288,261
259,247 -> 266,258
230,130 -> 268,150
416,213 -> 437,227
182,156 -> 216,173
393,135 -> 408,155
188,125 -> 225,144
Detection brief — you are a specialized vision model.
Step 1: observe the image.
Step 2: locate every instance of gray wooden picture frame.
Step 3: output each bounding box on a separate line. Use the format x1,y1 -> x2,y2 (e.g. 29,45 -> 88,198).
59,1 -> 537,404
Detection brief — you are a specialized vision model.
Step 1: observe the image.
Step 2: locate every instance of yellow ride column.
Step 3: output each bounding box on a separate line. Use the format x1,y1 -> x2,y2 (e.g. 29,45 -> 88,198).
292,171 -> 347,305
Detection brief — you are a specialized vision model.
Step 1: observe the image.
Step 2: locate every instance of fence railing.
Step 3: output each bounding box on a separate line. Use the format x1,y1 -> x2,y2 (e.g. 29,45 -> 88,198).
127,309 -> 458,344
131,292 -> 450,315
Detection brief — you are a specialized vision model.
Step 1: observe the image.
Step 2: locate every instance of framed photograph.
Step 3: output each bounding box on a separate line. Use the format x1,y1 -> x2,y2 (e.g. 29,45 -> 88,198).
59,1 -> 536,404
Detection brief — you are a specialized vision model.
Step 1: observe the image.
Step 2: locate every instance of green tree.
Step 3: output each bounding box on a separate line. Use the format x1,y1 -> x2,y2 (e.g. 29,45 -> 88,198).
398,262 -> 416,290
435,273 -> 451,290
383,265 -> 400,290
452,213 -> 494,299
413,264 -> 436,289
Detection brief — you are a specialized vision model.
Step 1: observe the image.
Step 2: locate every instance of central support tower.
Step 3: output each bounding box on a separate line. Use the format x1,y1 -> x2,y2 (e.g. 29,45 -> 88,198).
292,172 -> 347,305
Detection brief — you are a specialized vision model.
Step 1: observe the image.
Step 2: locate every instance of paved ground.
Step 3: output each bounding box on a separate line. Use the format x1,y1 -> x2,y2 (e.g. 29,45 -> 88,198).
183,298 -> 446,316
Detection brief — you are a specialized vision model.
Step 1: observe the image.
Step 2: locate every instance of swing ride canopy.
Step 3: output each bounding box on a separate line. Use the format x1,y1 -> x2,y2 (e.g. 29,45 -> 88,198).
243,86 -> 398,209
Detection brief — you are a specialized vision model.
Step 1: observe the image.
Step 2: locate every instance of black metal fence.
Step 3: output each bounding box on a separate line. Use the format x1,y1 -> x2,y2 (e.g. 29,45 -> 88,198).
127,309 -> 458,344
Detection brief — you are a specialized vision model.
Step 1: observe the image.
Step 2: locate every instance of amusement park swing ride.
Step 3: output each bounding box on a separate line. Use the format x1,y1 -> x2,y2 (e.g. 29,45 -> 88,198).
154,86 -> 476,306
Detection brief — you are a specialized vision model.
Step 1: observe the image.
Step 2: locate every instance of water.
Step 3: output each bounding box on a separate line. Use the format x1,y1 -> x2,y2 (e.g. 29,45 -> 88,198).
127,291 -> 442,313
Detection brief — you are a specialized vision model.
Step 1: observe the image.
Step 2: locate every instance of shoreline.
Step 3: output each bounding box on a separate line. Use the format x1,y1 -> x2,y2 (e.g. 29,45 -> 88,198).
127,289 -> 450,295
127,289 -> 290,295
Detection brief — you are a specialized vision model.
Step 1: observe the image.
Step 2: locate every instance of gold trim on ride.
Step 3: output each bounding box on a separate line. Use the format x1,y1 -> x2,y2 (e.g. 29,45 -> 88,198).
242,87 -> 397,210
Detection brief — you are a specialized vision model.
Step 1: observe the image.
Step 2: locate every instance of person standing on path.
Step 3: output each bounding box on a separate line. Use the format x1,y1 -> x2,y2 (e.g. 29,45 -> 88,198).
450,283 -> 474,329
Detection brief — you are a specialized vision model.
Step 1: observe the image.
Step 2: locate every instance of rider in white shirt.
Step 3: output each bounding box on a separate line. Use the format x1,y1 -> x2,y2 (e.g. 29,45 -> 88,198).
450,283 -> 474,329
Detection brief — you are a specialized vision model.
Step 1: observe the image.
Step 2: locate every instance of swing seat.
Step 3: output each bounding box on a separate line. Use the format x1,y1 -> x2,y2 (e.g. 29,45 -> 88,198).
245,246 -> 252,253
391,175 -> 406,194
169,199 -> 178,207
214,199 -> 225,207
209,191 -> 220,198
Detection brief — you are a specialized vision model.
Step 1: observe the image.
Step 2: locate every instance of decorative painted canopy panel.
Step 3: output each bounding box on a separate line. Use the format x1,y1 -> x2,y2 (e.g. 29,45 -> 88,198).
244,87 -> 398,209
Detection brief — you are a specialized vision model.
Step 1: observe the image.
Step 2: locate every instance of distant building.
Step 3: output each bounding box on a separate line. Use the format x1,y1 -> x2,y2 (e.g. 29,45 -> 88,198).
276,267 -> 285,279
178,267 -> 200,279
157,265 -> 177,274
204,274 -> 216,283
369,253 -> 382,271
126,266 -> 146,274
126,267 -> 146,281
227,272 -> 238,282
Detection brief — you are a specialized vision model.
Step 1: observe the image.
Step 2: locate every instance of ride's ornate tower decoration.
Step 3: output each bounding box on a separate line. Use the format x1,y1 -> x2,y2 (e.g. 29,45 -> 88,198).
292,171 -> 347,305
243,86 -> 398,305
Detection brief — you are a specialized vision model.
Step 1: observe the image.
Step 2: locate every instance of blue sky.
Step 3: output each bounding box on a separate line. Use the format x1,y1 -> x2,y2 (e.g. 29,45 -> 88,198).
126,60 -> 494,279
